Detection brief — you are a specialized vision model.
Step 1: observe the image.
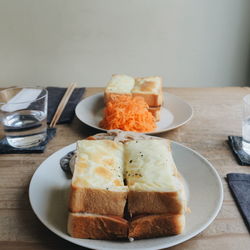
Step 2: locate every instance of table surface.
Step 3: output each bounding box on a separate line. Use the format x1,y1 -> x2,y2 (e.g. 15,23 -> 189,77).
0,87 -> 250,250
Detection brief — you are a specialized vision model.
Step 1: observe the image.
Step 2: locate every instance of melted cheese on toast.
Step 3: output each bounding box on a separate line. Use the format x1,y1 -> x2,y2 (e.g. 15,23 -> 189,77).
132,76 -> 162,94
105,74 -> 135,94
72,140 -> 127,192
124,140 -> 182,191
72,138 -> 182,193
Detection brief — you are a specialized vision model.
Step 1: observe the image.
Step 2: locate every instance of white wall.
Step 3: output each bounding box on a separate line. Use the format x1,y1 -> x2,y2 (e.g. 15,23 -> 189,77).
0,0 -> 249,88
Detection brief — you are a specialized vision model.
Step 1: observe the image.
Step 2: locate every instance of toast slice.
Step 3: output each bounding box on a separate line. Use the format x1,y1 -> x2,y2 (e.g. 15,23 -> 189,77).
104,74 -> 135,103
148,106 -> 161,121
69,140 -> 128,216
129,214 -> 185,239
68,212 -> 128,239
67,132 -> 187,240
132,76 -> 163,106
124,140 -> 186,216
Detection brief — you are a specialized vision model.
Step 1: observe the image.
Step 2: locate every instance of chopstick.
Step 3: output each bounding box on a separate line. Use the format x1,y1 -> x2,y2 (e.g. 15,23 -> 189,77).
49,83 -> 77,128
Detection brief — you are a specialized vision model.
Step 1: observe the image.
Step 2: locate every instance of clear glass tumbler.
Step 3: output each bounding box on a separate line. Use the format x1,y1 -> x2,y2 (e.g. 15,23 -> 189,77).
0,87 -> 48,148
242,94 -> 250,154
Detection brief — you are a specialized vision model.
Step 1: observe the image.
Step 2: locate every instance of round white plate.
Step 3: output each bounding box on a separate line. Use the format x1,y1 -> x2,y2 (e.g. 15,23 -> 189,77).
75,93 -> 193,134
29,142 -> 223,250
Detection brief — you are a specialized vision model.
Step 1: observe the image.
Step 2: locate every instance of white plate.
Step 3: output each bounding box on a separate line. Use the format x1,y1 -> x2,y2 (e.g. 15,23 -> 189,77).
29,142 -> 223,250
75,93 -> 193,134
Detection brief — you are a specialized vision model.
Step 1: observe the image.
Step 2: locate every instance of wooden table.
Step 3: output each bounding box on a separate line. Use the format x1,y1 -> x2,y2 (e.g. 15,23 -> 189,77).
0,87 -> 249,250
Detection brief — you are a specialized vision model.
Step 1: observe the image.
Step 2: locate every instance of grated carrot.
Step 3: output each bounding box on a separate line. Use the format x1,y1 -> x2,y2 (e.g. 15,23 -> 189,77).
100,95 -> 156,132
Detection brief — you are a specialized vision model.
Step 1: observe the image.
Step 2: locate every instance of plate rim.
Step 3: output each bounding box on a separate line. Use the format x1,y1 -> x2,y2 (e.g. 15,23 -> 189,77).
75,92 -> 193,134
29,140 -> 223,250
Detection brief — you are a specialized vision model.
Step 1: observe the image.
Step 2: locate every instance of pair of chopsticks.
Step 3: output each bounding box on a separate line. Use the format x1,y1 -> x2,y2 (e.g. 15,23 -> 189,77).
49,83 -> 77,128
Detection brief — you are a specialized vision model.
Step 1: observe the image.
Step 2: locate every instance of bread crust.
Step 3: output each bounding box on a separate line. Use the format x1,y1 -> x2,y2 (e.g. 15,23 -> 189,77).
67,132 -> 187,240
128,190 -> 185,216
69,186 -> 127,217
148,106 -> 161,121
132,76 -> 163,106
129,214 -> 185,239
131,92 -> 162,106
104,92 -> 132,104
68,212 -> 128,239
104,75 -> 163,106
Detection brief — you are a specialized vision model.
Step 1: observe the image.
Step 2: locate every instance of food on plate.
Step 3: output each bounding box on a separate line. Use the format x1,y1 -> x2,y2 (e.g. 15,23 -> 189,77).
124,139 -> 186,239
67,130 -> 187,240
148,106 -> 161,122
125,140 -> 186,216
99,95 -> 156,132
148,107 -> 161,122
129,214 -> 185,239
68,212 -> 128,239
103,75 -> 163,125
104,74 -> 135,103
132,76 -> 163,107
69,140 -> 128,216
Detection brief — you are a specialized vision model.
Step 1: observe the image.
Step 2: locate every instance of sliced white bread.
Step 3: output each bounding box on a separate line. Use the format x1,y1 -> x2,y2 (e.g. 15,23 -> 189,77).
124,139 -> 186,216
104,74 -> 135,103
68,132 -> 187,240
69,140 -> 128,217
132,76 -> 163,106
148,106 -> 161,121
68,212 -> 128,239
129,214 -> 185,239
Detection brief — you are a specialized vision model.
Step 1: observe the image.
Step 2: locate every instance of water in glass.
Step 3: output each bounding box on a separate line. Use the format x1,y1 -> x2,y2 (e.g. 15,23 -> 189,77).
3,110 -> 47,148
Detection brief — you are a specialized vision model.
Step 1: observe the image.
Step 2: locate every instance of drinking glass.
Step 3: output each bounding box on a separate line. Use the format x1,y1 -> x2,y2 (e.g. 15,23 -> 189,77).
0,87 -> 48,148
242,94 -> 250,154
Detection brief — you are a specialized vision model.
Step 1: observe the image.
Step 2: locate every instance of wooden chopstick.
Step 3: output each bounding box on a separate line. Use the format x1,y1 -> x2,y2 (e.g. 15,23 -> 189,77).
49,83 -> 77,128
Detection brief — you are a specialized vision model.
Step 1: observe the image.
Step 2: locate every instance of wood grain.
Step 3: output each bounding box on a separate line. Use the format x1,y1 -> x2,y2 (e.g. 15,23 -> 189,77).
0,87 -> 250,250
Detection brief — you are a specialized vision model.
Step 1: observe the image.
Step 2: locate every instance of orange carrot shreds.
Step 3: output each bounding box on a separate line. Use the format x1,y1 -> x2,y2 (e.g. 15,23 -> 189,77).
100,95 -> 156,132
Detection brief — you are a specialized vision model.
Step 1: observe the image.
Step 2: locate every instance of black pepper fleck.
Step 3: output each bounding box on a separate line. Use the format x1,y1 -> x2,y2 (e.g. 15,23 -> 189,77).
129,160 -> 133,163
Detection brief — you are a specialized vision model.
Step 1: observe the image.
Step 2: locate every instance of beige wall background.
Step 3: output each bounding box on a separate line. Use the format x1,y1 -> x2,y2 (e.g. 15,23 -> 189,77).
0,0 -> 249,88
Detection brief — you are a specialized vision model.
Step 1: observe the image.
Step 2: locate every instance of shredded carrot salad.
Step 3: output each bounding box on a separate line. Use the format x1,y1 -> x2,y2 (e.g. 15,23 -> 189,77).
100,96 -> 156,132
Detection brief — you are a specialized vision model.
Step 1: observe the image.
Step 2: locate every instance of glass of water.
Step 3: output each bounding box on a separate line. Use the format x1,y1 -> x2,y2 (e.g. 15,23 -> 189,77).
242,94 -> 250,154
0,87 -> 48,148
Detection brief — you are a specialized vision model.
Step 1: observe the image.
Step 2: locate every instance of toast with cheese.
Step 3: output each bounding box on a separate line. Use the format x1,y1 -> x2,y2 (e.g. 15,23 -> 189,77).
132,76 -> 163,106
104,74 -> 135,103
69,140 -> 128,216
68,212 -> 128,239
104,75 -> 163,106
67,131 -> 187,240
124,140 -> 186,216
